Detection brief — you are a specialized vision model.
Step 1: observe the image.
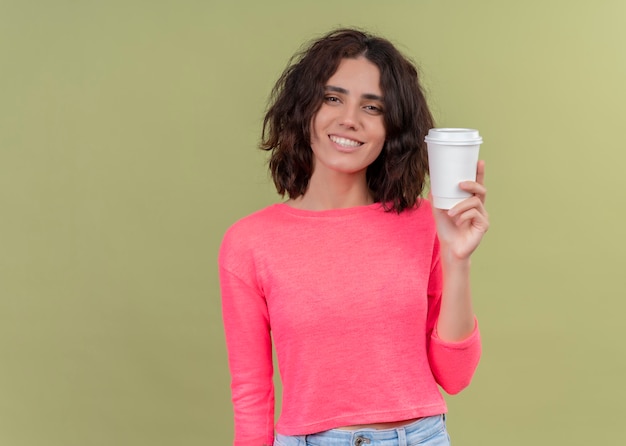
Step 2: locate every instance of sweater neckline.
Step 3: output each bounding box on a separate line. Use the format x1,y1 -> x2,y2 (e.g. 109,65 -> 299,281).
273,202 -> 384,218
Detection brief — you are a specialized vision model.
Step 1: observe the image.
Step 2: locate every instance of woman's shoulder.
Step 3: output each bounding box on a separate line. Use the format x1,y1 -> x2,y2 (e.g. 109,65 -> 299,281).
379,198 -> 437,238
389,198 -> 435,221
411,197 -> 434,214
220,203 -> 293,254
222,203 -> 283,239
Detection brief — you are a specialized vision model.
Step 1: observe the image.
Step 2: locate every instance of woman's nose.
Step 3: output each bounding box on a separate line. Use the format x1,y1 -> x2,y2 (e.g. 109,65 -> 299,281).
338,105 -> 359,129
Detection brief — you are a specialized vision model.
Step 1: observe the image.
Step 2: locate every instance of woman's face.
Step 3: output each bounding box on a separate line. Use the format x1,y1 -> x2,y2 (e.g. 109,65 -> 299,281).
309,56 -> 386,180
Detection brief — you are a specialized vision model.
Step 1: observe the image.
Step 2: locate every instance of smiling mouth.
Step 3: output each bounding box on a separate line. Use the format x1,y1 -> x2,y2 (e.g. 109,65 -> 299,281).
329,135 -> 363,148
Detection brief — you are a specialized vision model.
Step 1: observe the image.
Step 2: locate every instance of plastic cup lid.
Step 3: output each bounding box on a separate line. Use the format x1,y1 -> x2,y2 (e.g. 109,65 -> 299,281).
424,128 -> 483,145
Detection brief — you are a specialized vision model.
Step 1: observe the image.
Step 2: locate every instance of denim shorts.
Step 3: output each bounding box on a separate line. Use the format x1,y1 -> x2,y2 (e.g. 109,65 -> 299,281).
274,415 -> 450,446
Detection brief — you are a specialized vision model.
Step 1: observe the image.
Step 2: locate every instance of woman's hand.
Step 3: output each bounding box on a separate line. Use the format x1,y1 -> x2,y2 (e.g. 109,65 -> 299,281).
430,160 -> 489,261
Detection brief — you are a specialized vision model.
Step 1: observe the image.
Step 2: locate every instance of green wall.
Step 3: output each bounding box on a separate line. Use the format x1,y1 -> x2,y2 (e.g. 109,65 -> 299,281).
1,1 -> 624,444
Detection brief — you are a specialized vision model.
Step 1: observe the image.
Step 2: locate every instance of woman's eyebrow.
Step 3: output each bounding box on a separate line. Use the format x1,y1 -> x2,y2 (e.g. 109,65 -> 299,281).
325,85 -> 383,101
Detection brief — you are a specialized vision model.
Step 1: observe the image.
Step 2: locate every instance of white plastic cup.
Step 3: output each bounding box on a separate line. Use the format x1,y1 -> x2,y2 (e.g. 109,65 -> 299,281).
425,128 -> 483,210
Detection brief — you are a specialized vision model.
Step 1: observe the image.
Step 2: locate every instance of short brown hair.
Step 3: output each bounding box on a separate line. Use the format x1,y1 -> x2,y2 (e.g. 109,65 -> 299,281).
261,28 -> 434,213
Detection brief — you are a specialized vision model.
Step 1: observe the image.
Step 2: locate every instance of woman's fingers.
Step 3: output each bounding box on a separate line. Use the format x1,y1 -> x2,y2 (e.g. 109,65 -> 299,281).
448,195 -> 486,218
456,160 -> 487,205
453,207 -> 489,230
475,160 -> 486,186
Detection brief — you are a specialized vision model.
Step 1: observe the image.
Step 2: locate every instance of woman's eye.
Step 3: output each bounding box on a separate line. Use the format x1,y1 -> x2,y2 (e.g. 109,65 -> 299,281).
324,96 -> 340,103
364,105 -> 383,114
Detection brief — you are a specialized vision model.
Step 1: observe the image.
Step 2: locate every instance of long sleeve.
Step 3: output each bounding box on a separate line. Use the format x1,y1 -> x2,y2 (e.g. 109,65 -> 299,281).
218,203 -> 482,438
425,236 -> 482,395
219,265 -> 275,446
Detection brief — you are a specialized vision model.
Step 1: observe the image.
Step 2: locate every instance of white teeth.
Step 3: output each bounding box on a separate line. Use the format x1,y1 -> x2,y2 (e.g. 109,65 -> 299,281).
330,135 -> 362,147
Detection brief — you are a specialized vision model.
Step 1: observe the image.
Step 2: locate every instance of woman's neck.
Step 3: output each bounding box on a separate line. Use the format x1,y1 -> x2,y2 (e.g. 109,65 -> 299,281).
287,170 -> 373,211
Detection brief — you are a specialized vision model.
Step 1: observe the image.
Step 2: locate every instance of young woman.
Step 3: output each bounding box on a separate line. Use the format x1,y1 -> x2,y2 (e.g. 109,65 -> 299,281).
219,28 -> 489,446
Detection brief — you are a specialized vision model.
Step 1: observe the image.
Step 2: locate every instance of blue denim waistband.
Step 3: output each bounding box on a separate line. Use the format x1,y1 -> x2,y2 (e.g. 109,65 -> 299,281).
276,414 -> 448,446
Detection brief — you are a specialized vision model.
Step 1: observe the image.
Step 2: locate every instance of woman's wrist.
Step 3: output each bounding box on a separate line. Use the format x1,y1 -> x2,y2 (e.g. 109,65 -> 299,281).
439,244 -> 472,271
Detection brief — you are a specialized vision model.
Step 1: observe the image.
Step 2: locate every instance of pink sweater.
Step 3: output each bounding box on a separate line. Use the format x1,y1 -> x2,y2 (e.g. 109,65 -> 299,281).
219,201 -> 481,446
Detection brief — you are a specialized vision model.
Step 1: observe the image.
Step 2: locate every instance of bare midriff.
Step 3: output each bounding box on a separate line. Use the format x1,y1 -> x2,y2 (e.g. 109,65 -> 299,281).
336,417 -> 422,431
